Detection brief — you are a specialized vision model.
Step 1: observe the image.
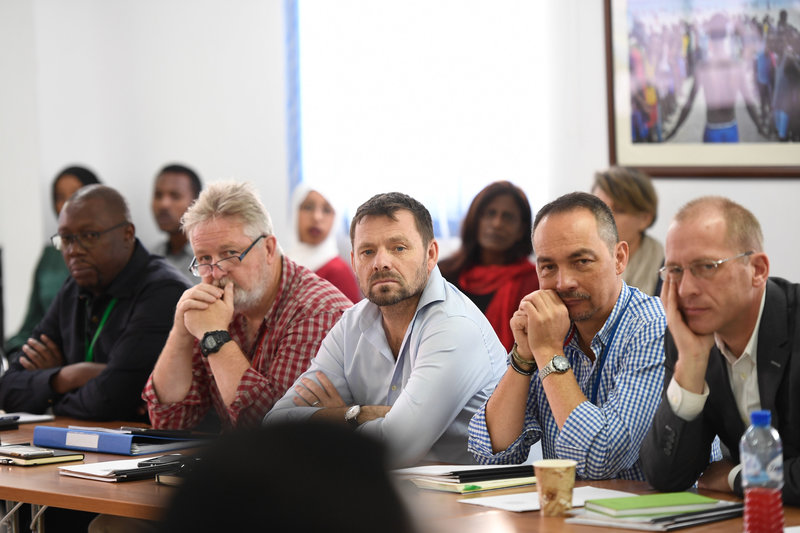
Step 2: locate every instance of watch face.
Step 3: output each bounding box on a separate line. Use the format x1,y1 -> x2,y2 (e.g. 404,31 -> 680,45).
201,331 -> 231,356
553,355 -> 570,372
345,405 -> 361,426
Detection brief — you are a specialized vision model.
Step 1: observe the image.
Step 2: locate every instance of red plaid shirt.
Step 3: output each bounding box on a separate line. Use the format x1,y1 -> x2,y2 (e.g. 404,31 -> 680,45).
143,256 -> 352,429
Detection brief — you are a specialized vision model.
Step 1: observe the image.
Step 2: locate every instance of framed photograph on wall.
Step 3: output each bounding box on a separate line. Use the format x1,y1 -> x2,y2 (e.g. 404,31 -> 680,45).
604,0 -> 800,177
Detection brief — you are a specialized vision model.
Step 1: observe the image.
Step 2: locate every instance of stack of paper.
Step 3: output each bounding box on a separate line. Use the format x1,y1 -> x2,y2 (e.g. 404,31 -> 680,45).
59,457 -> 185,482
565,493 -> 743,530
458,486 -> 637,512
394,464 -> 536,494
0,412 -> 56,424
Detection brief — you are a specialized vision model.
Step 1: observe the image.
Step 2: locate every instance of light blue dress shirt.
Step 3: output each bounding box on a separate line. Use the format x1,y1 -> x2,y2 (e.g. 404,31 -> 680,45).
265,266 -> 507,467
468,282 -> 666,480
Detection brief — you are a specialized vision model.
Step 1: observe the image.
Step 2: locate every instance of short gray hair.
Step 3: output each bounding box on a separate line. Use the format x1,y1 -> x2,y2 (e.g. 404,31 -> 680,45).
182,181 -> 273,241
533,191 -> 618,254
675,196 -> 763,253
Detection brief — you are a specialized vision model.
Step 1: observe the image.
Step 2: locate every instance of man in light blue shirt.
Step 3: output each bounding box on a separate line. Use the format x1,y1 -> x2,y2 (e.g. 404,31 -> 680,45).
266,192 -> 507,467
468,192 -> 665,480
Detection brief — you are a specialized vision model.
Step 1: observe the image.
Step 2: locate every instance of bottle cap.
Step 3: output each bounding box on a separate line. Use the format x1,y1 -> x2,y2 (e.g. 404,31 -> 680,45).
750,409 -> 771,426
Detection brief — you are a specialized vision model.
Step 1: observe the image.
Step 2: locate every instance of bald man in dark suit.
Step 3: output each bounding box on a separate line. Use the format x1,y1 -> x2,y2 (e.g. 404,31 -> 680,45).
642,196 -> 800,505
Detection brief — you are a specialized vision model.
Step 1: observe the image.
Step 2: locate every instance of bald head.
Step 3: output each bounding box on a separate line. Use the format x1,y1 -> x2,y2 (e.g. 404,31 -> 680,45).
672,196 -> 763,254
65,184 -> 132,223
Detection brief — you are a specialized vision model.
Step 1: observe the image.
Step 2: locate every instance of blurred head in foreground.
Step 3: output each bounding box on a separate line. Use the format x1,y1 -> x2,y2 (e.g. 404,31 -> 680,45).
159,420 -> 416,533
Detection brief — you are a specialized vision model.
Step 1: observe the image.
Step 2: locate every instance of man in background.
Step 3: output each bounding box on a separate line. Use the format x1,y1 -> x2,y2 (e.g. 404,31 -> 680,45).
642,197 -> 800,504
151,163 -> 201,283
267,192 -> 506,467
0,185 -> 189,420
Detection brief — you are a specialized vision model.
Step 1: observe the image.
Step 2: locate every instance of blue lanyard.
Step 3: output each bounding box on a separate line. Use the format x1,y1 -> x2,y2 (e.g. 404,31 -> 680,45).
589,292 -> 632,405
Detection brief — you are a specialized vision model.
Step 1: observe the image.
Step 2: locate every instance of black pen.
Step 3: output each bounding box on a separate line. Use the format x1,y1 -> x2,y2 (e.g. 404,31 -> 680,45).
109,464 -> 178,480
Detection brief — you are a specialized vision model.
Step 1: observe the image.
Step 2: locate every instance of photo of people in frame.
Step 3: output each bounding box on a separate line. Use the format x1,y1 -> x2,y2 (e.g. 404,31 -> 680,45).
627,0 -> 800,144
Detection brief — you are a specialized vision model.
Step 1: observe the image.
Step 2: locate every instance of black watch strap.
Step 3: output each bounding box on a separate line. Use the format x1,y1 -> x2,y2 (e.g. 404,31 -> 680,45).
200,330 -> 232,357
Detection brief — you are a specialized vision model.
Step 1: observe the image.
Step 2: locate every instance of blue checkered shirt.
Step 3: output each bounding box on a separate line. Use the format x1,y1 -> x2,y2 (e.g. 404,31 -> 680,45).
468,282 -> 666,480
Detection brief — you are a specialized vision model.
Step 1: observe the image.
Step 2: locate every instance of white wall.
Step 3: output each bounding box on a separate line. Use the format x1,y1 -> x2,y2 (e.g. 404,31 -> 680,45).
2,0 -> 800,338
1,0 -> 288,337
0,1 -> 44,340
298,0 -> 553,235
548,1 -> 800,281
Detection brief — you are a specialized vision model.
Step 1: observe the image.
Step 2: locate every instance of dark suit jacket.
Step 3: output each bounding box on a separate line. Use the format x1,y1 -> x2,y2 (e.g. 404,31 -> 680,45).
641,277 -> 800,505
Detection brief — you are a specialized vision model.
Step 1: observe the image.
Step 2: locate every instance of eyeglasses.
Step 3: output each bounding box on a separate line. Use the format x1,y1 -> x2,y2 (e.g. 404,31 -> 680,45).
51,221 -> 130,251
188,235 -> 266,278
658,251 -> 754,282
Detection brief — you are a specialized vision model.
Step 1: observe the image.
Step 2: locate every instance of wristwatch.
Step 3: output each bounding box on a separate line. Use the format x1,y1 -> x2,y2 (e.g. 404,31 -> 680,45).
200,330 -> 232,357
345,405 -> 362,428
538,354 -> 570,382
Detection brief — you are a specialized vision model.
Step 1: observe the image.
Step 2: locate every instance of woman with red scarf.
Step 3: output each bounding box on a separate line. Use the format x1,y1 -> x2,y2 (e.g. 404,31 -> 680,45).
439,181 -> 537,350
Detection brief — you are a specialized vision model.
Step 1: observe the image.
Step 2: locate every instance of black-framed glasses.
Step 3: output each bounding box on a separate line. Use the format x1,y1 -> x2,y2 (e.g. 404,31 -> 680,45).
658,251 -> 754,282
51,221 -> 130,251
188,235 -> 266,278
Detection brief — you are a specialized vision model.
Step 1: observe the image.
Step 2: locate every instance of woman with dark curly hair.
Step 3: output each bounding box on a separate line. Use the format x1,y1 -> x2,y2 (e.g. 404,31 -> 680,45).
438,181 -> 537,349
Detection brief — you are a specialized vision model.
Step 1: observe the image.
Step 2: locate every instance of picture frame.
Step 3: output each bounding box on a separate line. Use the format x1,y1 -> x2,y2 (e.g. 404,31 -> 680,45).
604,0 -> 800,177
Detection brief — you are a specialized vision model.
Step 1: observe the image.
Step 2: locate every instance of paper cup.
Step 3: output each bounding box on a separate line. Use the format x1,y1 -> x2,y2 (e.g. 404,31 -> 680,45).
533,458 -> 577,516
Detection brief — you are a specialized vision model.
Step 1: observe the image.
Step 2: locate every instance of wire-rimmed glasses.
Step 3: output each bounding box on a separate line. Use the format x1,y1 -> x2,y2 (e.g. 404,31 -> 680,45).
188,235 -> 266,278
658,251 -> 754,282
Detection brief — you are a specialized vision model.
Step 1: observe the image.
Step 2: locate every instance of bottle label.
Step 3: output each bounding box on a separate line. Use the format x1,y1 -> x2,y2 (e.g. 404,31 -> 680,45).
742,453 -> 769,484
766,454 -> 784,482
742,453 -> 783,485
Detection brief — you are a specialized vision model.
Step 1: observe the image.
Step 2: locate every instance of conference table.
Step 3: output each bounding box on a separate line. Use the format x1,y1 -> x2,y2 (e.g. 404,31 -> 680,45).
0,418 -> 171,526
407,479 -> 800,533
0,417 -> 798,532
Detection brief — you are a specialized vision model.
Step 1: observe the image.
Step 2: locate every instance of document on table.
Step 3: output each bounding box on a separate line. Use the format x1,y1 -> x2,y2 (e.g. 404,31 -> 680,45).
458,486 -> 636,512
0,412 -> 55,424
393,463 -> 531,478
60,458 -> 145,482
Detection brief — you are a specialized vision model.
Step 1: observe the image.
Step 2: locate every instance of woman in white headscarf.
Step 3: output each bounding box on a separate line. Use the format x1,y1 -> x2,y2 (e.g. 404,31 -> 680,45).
286,184 -> 361,302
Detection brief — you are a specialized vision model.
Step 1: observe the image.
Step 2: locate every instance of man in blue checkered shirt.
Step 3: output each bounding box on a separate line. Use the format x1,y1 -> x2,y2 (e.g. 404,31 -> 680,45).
468,192 -> 666,480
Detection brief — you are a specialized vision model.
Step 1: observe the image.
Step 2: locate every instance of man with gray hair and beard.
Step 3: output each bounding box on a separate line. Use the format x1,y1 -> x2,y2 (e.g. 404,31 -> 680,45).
143,181 -> 352,430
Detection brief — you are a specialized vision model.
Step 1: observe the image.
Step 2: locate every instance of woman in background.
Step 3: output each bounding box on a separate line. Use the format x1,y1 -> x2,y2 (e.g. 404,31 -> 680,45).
438,181 -> 537,350
4,166 -> 100,353
591,166 -> 663,296
286,184 -> 361,303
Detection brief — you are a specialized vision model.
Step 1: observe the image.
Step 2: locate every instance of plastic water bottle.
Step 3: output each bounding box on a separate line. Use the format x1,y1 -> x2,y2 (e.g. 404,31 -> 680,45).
740,409 -> 784,533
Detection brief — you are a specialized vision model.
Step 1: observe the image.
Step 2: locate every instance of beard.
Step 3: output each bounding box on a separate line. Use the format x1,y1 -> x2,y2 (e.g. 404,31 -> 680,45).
364,262 -> 428,307
213,273 -> 268,312
558,290 -> 597,322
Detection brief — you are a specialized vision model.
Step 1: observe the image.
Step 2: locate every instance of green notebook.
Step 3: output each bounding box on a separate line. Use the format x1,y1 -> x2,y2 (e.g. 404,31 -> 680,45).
584,492 -> 719,517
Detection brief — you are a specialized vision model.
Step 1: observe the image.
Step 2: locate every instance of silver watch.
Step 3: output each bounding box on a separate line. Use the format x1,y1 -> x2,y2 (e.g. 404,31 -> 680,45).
538,354 -> 570,381
345,405 -> 361,427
